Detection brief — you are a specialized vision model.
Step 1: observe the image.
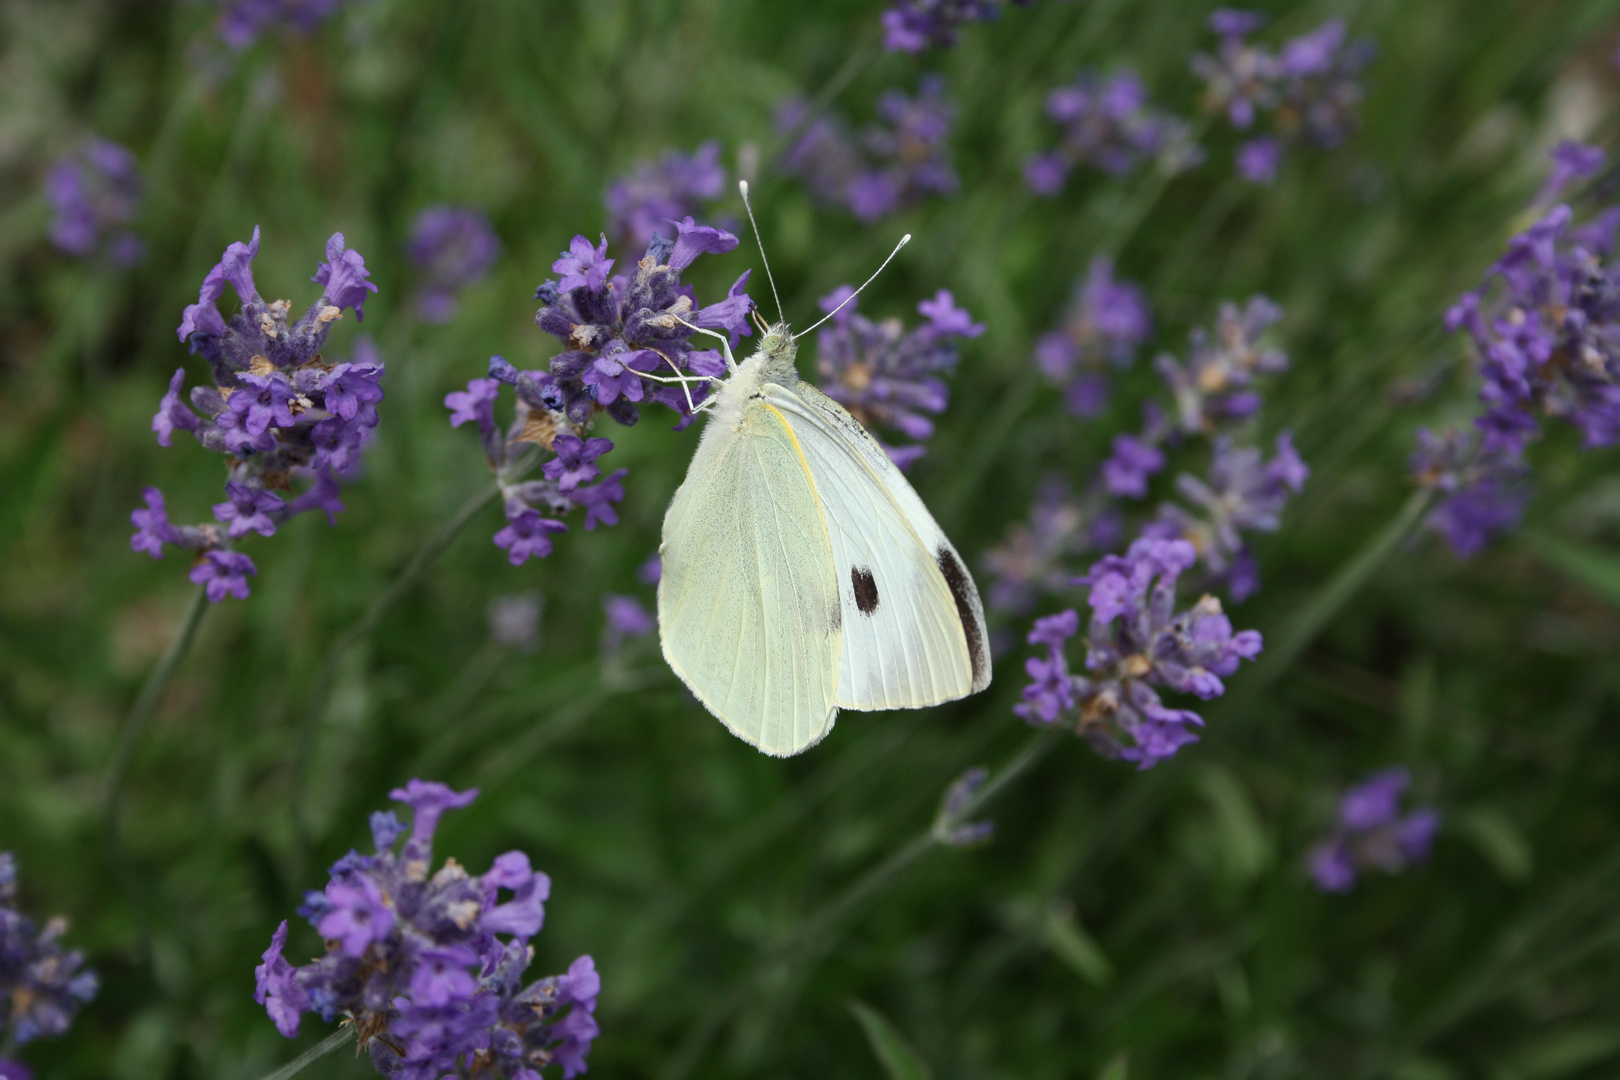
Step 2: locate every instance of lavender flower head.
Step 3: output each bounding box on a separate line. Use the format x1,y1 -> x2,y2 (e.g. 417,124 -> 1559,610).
217,0 -> 354,47
1307,768 -> 1440,893
1445,143 -> 1620,455
814,284 -> 983,468
601,595 -> 654,659
780,76 -> 959,223
1015,538 -> 1262,768
45,137 -> 143,265
488,593 -> 543,653
983,477 -> 1117,617
255,781 -> 599,1078
1410,426 -> 1529,558
604,142 -> 727,251
450,223 -> 752,566
1025,69 -> 1201,195
407,206 -> 501,323
1035,258 -> 1153,416
932,767 -> 995,846
1192,11 -> 1375,183
0,853 -> 99,1052
880,0 -> 1030,53
1154,296 -> 1288,435
133,227 -> 383,602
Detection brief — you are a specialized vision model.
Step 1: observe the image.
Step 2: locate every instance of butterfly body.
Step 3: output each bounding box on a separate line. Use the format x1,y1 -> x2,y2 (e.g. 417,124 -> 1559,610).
658,323 -> 991,757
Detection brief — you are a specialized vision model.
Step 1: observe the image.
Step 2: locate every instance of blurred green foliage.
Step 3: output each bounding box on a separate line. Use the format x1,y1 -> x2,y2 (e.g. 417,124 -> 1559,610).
4,0 -> 1620,1078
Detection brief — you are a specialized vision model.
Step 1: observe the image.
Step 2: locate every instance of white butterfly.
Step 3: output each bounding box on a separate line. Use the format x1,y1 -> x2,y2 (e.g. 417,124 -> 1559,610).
655,183 -> 991,757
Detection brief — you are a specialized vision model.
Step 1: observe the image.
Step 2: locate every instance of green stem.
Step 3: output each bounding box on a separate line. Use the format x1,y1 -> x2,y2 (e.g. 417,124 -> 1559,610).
291,480 -> 501,840
658,727 -> 1058,1080
252,1027 -> 356,1080
764,42 -> 881,175
104,584 -> 210,840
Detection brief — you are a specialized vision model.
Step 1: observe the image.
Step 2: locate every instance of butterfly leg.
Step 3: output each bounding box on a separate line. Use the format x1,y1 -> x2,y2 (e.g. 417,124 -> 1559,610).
671,317 -> 739,374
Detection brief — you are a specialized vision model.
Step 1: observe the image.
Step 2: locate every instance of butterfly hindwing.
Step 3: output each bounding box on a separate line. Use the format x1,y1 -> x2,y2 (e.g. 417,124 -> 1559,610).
761,378 -> 991,711
658,395 -> 843,756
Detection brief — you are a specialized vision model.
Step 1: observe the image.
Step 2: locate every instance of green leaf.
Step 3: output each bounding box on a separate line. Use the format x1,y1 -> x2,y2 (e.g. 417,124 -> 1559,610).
1095,1052 -> 1129,1080
1043,903 -> 1115,987
1523,532 -> 1620,609
1194,764 -> 1273,884
847,1000 -> 934,1080
1456,807 -> 1534,882
1510,1026 -> 1620,1078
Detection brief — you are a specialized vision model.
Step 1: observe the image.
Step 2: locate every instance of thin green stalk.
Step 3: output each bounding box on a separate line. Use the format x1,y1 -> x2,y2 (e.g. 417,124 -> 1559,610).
251,1027 -> 356,1080
658,727 -> 1059,1080
104,584 -> 210,841
764,42 -> 881,175
291,480 -> 502,841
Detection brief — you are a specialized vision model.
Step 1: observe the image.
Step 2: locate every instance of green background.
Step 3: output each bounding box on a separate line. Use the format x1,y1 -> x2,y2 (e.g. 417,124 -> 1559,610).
4,0 -> 1620,1077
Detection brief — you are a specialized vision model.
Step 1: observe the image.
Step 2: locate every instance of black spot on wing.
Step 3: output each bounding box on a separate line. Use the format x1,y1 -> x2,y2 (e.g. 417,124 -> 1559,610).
851,566 -> 880,615
935,546 -> 988,687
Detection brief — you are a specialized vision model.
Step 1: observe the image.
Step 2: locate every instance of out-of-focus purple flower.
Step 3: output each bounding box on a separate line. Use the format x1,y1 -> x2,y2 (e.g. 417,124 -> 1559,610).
1307,767 -> 1440,892
1410,426 -> 1530,557
217,0 -> 353,47
879,0 -> 1029,53
1155,295 -> 1287,434
44,137 -> 143,264
1538,141 -> 1605,207
780,76 -> 959,222
933,766 -> 996,846
1016,539 -> 1262,768
1034,258 -> 1152,416
1194,12 -> 1374,175
488,593 -> 543,652
1236,136 -> 1284,183
605,142 -> 727,251
814,286 -> 980,465
601,594 -> 655,658
254,783 -> 599,1078
1101,435 -> 1166,499
983,476 -> 1107,616
406,205 -> 501,323
136,230 -> 385,600
0,853 -> 99,1048
1025,68 -> 1201,194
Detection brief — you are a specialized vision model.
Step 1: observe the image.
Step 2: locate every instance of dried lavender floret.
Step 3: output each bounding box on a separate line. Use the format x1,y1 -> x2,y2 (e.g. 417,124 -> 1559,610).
133,228 -> 384,601
254,781 -> 599,1078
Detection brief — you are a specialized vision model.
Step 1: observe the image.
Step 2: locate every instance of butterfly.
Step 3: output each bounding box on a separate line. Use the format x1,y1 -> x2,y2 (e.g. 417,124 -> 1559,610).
655,183 -> 991,757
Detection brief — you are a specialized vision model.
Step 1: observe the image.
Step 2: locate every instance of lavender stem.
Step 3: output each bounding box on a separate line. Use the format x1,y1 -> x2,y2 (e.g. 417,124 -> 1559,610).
251,1027 -> 355,1080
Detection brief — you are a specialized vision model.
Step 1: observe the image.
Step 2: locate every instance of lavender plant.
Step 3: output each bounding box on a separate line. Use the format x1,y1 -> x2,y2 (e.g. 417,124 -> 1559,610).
604,143 -> 727,251
407,206 -> 502,323
446,221 -> 752,565
600,595 -> 654,660
217,0 -> 354,47
1192,9 -> 1375,183
880,0 -> 1031,53
1421,142 -> 1620,555
812,284 -> 983,467
1307,768 -> 1440,893
1033,258 -> 1152,417
780,76 -> 958,222
44,137 -> 143,265
255,781 -> 598,1078
1013,539 -> 1262,768
132,226 -> 382,602
1025,69 -> 1201,195
0,854 -> 98,1073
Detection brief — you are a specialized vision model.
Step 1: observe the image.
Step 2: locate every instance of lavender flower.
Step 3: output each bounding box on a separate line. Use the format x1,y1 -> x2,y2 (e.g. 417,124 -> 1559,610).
1192,11 -> 1375,181
1033,258 -> 1152,416
601,595 -> 654,658
983,477 -> 1120,616
1307,768 -> 1440,893
1154,296 -> 1288,435
44,137 -> 143,264
488,594 -> 544,652
881,0 -> 1030,53
407,206 -> 501,323
813,285 -> 982,467
451,224 -> 752,566
1025,69 -> 1201,195
0,854 -> 99,1051
254,781 -> 599,1078
604,142 -> 727,251
1410,426 -> 1529,558
217,0 -> 353,47
933,767 -> 995,846
780,76 -> 958,223
133,228 -> 383,601
1015,539 -> 1262,768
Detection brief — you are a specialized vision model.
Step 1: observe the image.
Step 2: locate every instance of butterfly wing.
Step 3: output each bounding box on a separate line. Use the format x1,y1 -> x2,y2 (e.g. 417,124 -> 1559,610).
658,396 -> 843,756
761,378 -> 991,711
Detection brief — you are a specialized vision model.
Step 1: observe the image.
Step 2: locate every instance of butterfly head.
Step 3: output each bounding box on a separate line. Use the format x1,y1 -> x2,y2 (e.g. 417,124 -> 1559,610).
758,320 -> 797,367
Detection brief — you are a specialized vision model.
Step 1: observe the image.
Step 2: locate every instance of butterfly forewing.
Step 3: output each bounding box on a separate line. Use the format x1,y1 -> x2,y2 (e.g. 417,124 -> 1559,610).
761,379 -> 991,710
658,396 -> 843,756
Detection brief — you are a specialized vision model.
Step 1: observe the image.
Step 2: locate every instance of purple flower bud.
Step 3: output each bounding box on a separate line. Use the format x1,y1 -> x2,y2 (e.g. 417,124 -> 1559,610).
1101,435 -> 1167,498
318,875 -> 396,958
494,507 -> 568,565
45,137 -> 143,263
152,368 -> 202,447
312,232 -> 378,320
130,487 -> 180,558
667,216 -> 740,273
553,234 -> 614,294
1236,136 -> 1284,183
254,920 -> 309,1038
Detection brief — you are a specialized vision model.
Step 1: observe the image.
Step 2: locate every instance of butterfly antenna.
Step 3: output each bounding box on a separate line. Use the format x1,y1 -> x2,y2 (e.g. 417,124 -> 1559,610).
738,180 -> 786,325
800,233 -> 912,336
